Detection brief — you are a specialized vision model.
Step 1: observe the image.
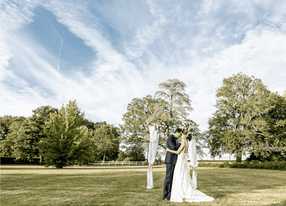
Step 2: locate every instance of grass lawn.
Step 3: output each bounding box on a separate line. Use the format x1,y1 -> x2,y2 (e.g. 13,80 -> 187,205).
1,165 -> 286,206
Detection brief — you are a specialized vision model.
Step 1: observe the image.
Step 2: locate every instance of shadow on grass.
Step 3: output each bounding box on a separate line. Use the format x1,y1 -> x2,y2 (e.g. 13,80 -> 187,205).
194,168 -> 286,202
0,165 -> 155,170
267,200 -> 286,206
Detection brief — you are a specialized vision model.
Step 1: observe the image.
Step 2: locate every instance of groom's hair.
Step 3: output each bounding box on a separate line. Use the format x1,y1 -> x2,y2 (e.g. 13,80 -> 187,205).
175,128 -> 183,133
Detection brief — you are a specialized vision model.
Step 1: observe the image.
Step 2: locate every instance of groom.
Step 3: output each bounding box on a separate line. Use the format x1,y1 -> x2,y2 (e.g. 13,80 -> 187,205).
162,128 -> 183,200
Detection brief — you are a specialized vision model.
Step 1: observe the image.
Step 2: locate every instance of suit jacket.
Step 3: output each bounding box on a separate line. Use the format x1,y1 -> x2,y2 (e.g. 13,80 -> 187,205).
165,135 -> 181,164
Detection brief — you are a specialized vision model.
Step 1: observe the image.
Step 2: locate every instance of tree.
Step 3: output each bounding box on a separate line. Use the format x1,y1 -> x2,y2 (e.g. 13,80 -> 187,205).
0,116 -> 26,157
40,100 -> 94,168
283,90 -> 286,98
82,118 -> 96,131
124,144 -> 145,161
11,118 -> 40,162
117,151 -> 126,161
148,79 -> 193,146
120,95 -> 158,151
25,106 -> 59,162
0,107 -> 58,163
258,92 -> 286,158
206,73 -> 285,162
0,115 -> 13,141
155,79 -> 192,120
121,79 -> 194,155
151,79 -> 192,136
94,121 -> 107,131
93,124 -> 120,162
116,147 -> 146,162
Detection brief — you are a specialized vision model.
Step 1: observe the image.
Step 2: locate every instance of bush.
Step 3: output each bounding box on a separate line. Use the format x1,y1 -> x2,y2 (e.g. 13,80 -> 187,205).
198,162 -> 220,167
246,151 -> 286,162
198,160 -> 286,171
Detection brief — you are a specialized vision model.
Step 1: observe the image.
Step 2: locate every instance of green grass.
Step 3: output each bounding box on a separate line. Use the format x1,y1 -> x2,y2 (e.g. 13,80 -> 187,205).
1,165 -> 286,206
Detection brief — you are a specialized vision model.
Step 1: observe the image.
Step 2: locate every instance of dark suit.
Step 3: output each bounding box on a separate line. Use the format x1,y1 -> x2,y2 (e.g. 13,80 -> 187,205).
163,135 -> 181,200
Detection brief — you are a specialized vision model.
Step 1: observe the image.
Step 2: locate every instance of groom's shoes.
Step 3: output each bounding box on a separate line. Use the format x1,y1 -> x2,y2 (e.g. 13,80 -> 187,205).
163,198 -> 170,201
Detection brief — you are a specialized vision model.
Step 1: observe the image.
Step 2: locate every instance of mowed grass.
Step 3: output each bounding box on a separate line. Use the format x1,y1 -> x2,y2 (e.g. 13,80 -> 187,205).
1,165 -> 286,206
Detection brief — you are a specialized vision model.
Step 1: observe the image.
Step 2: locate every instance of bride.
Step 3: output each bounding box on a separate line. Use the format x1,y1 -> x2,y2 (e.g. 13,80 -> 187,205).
166,132 -> 215,203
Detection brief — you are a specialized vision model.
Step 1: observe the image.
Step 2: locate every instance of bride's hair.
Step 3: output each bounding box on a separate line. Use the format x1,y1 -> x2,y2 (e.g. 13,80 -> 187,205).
175,128 -> 183,133
184,129 -> 193,141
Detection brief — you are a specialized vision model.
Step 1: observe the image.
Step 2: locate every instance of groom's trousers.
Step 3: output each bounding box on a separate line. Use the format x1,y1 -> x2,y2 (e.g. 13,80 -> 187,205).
163,163 -> 175,200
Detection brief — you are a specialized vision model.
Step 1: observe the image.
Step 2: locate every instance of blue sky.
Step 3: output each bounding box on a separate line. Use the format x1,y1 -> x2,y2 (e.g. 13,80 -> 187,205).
1,0 -> 286,134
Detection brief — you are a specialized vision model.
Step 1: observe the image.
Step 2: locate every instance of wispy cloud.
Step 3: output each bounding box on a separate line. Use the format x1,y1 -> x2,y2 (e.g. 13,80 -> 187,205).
57,34 -> 63,71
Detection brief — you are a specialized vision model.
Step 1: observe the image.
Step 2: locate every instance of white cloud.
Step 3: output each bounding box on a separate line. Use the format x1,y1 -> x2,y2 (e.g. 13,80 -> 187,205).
1,0 -> 286,135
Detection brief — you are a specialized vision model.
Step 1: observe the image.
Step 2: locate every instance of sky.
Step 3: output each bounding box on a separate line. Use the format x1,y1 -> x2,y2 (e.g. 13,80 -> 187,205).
1,0 -> 286,136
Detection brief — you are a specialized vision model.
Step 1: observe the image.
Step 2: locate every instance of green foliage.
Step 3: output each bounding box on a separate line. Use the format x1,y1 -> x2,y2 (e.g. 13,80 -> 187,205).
41,100 -> 95,168
93,124 -> 120,162
124,144 -> 145,161
207,160 -> 286,170
120,95 -> 158,152
0,116 -> 26,157
0,115 -> 14,141
0,106 -> 58,163
11,118 -> 40,162
246,151 -> 286,162
207,73 -> 286,162
198,162 -> 229,167
116,151 -> 126,161
121,79 -> 194,156
151,78 -> 193,137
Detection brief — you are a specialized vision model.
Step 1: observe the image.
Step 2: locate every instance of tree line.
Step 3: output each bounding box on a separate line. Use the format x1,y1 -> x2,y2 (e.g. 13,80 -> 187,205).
0,101 -> 123,168
1,73 -> 285,168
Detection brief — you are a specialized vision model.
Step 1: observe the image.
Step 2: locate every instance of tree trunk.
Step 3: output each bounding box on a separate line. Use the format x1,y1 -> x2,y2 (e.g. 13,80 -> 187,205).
236,153 -> 242,162
103,153 -> 105,163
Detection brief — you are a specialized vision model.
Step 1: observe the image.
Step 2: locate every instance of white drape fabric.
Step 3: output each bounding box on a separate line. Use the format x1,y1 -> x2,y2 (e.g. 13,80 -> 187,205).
170,143 -> 214,203
147,125 -> 159,189
147,166 -> 153,189
188,138 -> 198,188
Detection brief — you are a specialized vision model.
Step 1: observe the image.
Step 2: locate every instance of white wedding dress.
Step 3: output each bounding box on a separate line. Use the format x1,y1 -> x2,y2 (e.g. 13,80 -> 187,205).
170,142 -> 214,203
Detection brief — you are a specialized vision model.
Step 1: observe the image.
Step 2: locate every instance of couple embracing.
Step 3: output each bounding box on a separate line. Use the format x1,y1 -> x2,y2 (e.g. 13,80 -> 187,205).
163,128 -> 214,203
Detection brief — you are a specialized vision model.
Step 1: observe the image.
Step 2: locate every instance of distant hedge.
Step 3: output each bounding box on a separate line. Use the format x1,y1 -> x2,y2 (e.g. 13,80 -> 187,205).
198,160 -> 286,170
0,157 -> 40,164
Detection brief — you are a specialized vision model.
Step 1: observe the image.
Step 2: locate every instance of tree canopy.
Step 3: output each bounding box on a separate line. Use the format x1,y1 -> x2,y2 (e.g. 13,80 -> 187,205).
93,124 -> 120,162
40,100 -> 95,168
207,73 -> 286,162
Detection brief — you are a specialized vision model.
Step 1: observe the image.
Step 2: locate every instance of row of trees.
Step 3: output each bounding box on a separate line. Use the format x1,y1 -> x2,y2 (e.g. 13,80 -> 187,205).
120,79 -> 206,158
0,101 -> 122,168
1,78 -> 203,168
119,74 -> 286,163
1,73 -> 285,167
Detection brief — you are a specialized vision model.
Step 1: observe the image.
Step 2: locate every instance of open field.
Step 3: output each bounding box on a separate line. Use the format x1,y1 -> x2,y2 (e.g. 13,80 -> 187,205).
1,165 -> 286,206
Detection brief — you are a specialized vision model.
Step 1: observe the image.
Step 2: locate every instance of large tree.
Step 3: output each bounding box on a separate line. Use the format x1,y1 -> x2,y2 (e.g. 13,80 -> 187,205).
0,116 -> 26,157
241,92 -> 286,161
207,73 -> 285,162
150,78 -> 193,137
258,92 -> 286,156
0,115 -> 13,141
120,95 -> 158,150
121,79 -> 194,152
93,124 -> 120,162
40,100 -> 95,168
27,106 -> 58,162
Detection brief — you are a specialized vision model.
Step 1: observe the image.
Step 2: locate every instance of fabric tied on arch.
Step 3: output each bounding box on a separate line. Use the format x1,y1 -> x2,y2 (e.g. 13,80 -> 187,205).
188,138 -> 198,188
147,125 -> 159,189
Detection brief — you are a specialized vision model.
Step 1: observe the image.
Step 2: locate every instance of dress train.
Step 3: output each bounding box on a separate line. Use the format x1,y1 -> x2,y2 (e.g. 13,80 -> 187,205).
170,153 -> 214,203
